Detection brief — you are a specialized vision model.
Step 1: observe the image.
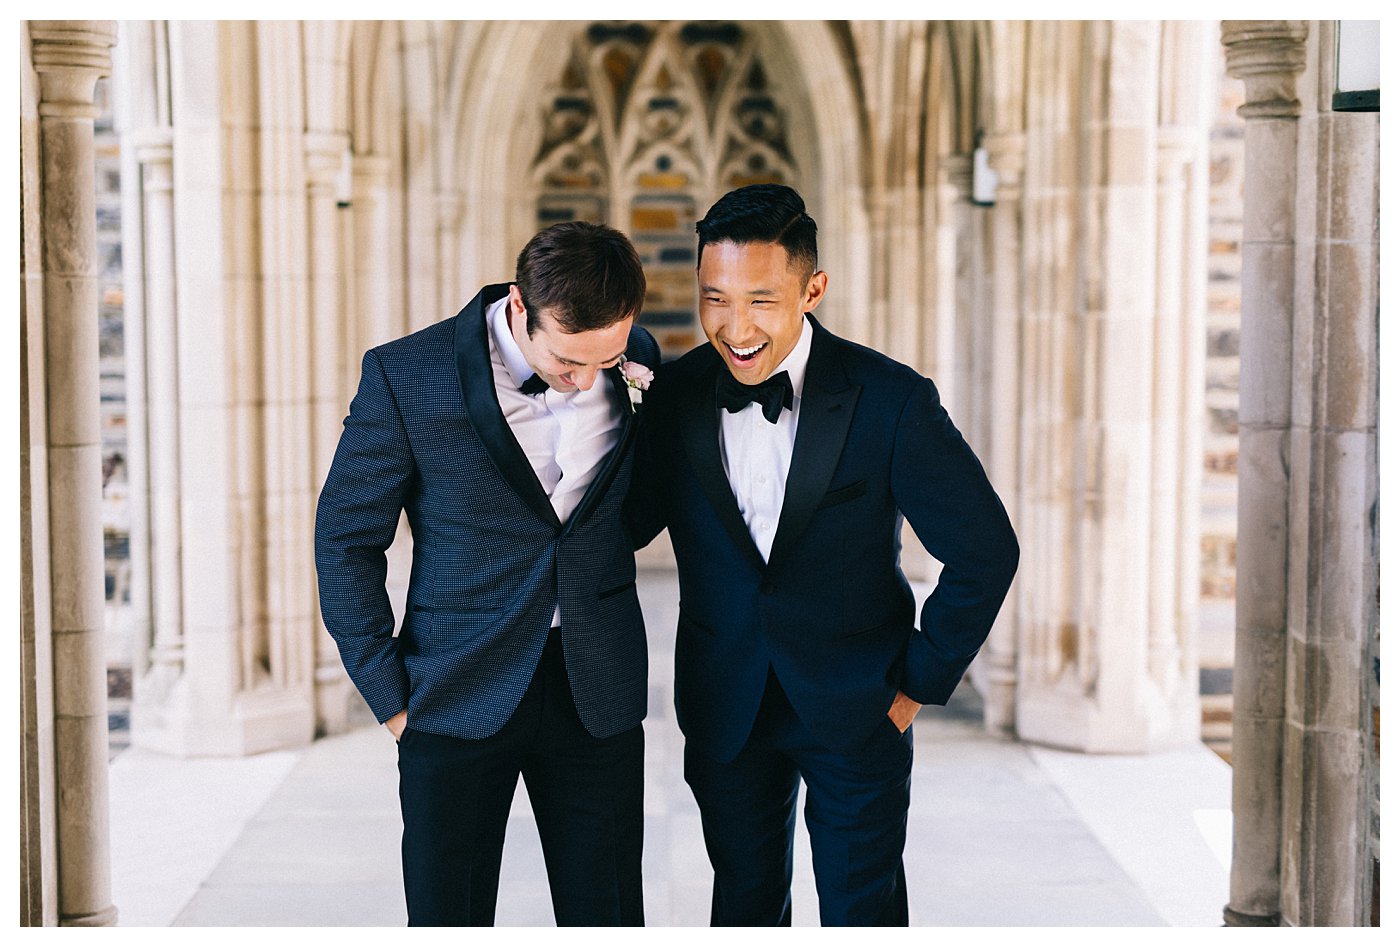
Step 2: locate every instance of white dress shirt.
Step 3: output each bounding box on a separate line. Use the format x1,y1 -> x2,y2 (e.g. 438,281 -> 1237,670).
719,317 -> 814,563
487,295 -> 624,623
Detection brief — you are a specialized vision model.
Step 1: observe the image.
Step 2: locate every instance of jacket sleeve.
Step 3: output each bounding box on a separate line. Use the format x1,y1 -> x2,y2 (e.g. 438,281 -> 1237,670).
890,377 -> 1019,705
313,349 -> 414,722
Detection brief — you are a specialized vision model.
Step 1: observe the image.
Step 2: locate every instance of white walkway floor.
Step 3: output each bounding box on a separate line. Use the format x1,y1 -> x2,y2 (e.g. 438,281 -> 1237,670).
108,570 -> 1232,927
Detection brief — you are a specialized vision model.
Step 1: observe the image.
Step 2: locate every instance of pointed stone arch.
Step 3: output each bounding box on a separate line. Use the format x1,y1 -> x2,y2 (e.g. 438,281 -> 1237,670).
444,21 -> 862,344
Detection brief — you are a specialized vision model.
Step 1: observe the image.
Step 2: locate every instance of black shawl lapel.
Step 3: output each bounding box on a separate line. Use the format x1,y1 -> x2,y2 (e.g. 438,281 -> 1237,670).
765,317 -> 861,577
679,350 -> 768,574
453,283 -> 562,531
562,359 -> 639,534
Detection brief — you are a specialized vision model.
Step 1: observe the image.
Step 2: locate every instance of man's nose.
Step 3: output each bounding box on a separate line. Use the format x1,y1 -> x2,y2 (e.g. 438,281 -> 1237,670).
571,367 -> 598,391
727,307 -> 754,339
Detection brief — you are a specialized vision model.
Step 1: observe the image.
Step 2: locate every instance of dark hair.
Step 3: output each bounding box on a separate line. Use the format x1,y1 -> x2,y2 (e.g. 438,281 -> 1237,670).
695,184 -> 818,277
514,221 -> 646,335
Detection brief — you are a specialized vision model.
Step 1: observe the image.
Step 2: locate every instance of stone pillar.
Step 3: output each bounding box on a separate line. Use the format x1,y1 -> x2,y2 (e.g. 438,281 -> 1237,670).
1219,20 -> 1307,927
350,154 -> 395,353
1147,18 -> 1212,731
28,19 -> 120,927
20,21 -> 59,926
932,154 -> 972,420
127,20 -> 316,756
255,20 -> 317,725
978,128 -> 1024,735
1011,21 -> 1203,752
111,22 -> 157,689
131,127 -> 186,702
1276,20 -> 1378,927
306,131 -> 356,735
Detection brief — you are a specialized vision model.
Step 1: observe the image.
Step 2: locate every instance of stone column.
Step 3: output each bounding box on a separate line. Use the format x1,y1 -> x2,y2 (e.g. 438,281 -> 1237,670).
1276,20 -> 1379,927
131,127 -> 186,701
28,19 -> 119,927
20,21 -> 58,925
978,128 -> 1024,735
257,20 -> 317,715
1219,20 -> 1307,928
1009,21 -> 1203,752
306,131 -> 356,735
974,19 -> 1031,736
111,22 -> 157,689
1147,18 -> 1212,722
350,154 -> 394,354
128,20 -> 316,756
932,154 -> 973,420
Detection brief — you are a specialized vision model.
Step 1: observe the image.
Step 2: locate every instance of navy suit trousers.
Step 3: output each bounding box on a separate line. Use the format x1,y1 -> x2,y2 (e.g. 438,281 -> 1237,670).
396,629 -> 644,926
683,669 -> 912,926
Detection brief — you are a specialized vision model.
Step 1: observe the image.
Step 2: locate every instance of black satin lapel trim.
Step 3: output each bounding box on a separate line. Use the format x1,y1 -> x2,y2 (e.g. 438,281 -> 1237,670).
453,285 -> 561,530
564,366 -> 637,533
679,362 -> 767,574
765,322 -> 860,576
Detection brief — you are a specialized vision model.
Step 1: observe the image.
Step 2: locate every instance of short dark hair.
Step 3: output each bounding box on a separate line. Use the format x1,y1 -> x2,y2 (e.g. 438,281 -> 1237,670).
514,221 -> 646,335
695,184 -> 818,277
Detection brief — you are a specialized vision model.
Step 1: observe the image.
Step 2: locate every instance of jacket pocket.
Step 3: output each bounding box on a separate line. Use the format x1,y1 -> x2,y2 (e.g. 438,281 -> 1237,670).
598,580 -> 636,600
816,479 -> 867,510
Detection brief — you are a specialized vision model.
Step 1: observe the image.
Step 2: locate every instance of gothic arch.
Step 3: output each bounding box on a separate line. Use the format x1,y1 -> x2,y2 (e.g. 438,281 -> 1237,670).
444,21 -> 865,342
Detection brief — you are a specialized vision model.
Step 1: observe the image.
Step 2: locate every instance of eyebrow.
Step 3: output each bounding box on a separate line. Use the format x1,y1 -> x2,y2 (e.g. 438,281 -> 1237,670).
551,349 -> 627,367
700,285 -> 779,296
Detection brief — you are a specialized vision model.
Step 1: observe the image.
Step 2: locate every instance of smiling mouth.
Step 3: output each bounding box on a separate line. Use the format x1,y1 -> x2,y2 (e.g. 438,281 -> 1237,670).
724,341 -> 768,364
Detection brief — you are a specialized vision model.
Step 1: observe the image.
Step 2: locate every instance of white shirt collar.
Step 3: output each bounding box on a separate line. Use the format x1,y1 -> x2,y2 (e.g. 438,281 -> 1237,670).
770,315 -> 814,400
487,294 -> 537,390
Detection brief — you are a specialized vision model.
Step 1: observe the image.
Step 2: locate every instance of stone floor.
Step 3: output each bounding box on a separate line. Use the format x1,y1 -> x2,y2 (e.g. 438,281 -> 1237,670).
108,570 -> 1233,927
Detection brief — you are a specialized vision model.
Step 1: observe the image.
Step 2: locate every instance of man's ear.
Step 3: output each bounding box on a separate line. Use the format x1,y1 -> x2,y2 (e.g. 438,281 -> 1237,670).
803,270 -> 829,312
507,284 -> 526,316
506,284 -> 531,337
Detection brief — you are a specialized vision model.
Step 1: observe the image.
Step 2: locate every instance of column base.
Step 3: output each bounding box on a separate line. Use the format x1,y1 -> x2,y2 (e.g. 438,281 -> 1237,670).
1223,905 -> 1281,927
60,904 -> 118,927
132,673 -> 314,757
313,670 -> 357,737
1016,683 -> 1200,753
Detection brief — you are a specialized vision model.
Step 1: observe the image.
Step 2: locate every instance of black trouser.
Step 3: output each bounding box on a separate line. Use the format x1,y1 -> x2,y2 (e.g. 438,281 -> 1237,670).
684,669 -> 912,927
396,628 -> 645,926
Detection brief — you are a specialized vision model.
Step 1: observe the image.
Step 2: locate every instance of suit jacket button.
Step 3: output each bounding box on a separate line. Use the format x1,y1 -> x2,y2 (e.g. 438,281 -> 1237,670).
760,581 -> 775,595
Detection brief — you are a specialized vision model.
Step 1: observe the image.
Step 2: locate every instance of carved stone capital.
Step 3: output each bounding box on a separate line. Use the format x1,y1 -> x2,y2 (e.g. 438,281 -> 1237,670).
1221,21 -> 1309,119
131,127 -> 174,170
29,21 -> 117,118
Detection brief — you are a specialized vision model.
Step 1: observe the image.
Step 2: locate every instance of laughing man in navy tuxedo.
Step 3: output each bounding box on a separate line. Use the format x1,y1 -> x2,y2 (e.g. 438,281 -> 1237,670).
628,185 -> 1019,926
316,222 -> 658,926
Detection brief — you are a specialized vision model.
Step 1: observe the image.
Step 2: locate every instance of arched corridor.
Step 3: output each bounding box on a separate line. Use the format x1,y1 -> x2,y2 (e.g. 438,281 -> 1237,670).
20,19 -> 1378,927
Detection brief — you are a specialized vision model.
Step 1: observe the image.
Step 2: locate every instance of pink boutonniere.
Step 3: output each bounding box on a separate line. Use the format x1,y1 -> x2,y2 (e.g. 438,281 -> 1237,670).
619,358 -> 653,413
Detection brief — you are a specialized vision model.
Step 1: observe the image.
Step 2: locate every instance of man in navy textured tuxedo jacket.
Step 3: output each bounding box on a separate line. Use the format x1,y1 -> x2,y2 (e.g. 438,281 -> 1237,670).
316,222 -> 659,926
628,185 -> 1019,926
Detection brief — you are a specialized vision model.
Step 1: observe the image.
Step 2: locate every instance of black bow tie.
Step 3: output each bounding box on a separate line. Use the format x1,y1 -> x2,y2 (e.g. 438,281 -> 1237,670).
715,370 -> 793,424
519,373 -> 549,396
